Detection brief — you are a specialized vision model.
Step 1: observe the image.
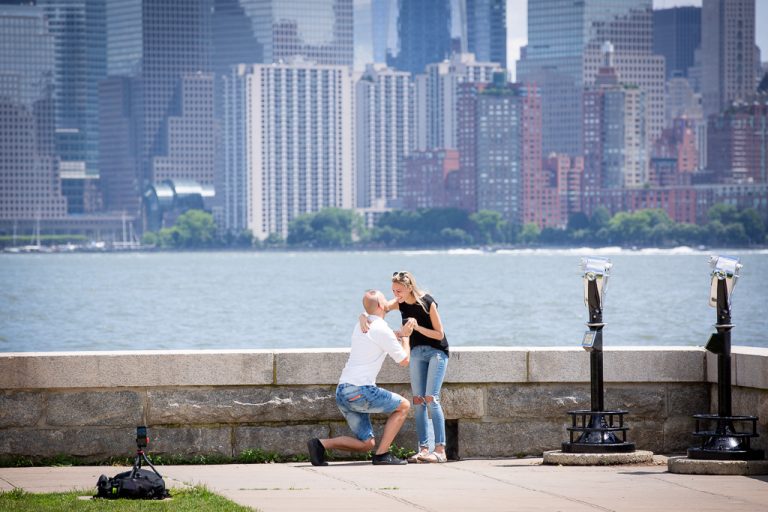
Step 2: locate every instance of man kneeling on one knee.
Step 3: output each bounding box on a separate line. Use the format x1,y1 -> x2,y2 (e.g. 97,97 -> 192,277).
308,289 -> 413,466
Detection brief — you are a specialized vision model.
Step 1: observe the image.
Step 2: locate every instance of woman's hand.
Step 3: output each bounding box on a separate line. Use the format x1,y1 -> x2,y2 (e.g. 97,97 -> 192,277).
359,313 -> 371,333
401,317 -> 417,336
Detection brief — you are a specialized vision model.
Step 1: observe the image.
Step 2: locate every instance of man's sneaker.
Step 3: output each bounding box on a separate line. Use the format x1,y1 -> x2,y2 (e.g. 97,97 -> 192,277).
307,438 -> 328,466
371,451 -> 407,465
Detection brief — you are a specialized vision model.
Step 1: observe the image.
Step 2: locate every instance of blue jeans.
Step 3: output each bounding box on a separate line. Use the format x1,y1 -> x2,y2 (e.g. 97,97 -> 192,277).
336,383 -> 405,441
409,345 -> 449,448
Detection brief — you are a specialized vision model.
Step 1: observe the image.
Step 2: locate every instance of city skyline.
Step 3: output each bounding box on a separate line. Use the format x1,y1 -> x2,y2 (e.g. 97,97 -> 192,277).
1,0 -> 766,246
503,0 -> 767,81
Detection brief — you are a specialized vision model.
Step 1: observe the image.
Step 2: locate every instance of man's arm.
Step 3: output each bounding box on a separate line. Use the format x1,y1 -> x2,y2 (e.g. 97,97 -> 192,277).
397,335 -> 410,367
370,323 -> 409,366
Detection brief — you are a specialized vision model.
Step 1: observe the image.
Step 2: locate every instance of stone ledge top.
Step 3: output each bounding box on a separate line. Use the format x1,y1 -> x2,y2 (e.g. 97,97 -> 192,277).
1,346 -> 766,390
0,349 -> 279,357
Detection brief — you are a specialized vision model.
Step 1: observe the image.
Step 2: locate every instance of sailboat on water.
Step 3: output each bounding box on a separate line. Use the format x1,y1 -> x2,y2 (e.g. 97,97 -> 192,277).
112,212 -> 142,250
19,216 -> 49,253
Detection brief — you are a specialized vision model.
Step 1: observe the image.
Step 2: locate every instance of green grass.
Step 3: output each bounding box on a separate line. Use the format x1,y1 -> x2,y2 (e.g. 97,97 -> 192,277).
0,485 -> 258,512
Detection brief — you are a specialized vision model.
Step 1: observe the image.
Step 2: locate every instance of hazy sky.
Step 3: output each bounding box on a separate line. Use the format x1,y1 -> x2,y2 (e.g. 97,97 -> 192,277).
506,0 -> 768,80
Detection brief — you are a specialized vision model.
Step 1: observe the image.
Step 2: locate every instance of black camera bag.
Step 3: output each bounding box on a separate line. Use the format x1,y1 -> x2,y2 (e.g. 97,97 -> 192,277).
96,468 -> 169,499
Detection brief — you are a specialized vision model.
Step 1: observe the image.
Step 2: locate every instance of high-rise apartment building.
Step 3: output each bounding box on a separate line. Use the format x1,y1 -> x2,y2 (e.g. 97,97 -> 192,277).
466,0 -> 506,68
0,6 -> 68,222
401,149 -> 460,210
224,62 -> 354,239
475,81 -> 536,223
454,77 -> 545,225
701,0 -> 756,116
387,0 -> 452,75
355,64 -> 414,209
583,44 -> 648,191
102,0 -> 213,214
707,93 -> 768,184
211,0 -> 354,228
653,6 -> 701,80
652,118 -> 699,175
546,154 -> 584,222
518,0 -> 663,156
419,52 -> 501,151
603,86 -> 646,188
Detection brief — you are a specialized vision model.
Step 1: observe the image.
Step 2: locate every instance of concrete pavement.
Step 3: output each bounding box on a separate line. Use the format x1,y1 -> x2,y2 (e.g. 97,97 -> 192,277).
1,456 -> 767,512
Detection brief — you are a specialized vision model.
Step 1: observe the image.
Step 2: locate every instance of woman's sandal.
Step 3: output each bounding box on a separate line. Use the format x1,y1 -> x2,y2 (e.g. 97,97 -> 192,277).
408,450 -> 429,463
419,451 -> 447,463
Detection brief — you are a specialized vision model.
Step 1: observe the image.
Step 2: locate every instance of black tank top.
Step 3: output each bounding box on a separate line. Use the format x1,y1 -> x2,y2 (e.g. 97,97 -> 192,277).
398,294 -> 449,356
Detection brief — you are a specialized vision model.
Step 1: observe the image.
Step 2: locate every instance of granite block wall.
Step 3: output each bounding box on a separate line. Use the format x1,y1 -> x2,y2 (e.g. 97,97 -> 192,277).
1,347 -> 766,462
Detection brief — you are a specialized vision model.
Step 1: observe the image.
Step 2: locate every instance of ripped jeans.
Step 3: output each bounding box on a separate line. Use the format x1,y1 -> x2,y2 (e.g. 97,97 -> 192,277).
409,345 -> 449,449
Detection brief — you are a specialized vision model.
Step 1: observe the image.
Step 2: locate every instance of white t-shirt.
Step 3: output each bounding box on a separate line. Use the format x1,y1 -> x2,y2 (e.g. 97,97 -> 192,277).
338,316 -> 407,386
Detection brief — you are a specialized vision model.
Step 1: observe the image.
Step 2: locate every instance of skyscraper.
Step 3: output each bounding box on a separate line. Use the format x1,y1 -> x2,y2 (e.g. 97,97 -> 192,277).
707,94 -> 768,184
371,0 -> 396,64
419,52 -> 501,151
387,0 -> 452,75
247,0 -> 353,67
102,0 -> 214,214
583,44 -> 648,191
225,62 -> 354,239
474,81 -> 537,223
37,0 -> 106,180
0,5 -> 68,222
518,0 -> 663,156
98,76 -> 137,215
653,6 -> 701,80
701,0 -> 756,116
150,73 -> 215,186
211,0 -> 263,77
355,64 -> 414,209
466,0 -> 506,68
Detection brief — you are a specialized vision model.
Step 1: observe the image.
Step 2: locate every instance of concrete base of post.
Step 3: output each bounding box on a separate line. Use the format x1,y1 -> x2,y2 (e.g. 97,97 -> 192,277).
543,449 -> 654,466
667,456 -> 768,475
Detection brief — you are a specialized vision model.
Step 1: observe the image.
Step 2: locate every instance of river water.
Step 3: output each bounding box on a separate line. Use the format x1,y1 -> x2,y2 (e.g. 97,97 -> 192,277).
1,247 -> 766,352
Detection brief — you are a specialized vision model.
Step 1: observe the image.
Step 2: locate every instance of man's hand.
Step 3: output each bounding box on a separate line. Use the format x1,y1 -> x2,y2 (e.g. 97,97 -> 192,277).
400,317 -> 417,337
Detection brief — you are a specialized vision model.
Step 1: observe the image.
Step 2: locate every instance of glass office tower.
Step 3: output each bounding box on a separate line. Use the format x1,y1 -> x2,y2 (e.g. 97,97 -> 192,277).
466,0 -> 506,68
517,0 -> 659,156
103,0 -> 214,213
238,0 -> 353,67
653,6 -> 701,80
0,5 -> 68,221
387,0 -> 452,75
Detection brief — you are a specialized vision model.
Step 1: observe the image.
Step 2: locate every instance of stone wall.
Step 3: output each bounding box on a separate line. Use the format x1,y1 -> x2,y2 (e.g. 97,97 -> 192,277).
0,347 -> 766,462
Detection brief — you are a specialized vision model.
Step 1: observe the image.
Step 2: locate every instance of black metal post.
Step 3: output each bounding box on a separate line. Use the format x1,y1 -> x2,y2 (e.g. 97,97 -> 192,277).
688,278 -> 764,460
588,280 -> 605,413
562,279 -> 634,453
716,279 -> 732,420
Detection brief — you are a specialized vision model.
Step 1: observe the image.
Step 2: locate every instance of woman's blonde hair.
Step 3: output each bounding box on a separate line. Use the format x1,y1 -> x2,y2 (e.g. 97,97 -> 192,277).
392,271 -> 428,313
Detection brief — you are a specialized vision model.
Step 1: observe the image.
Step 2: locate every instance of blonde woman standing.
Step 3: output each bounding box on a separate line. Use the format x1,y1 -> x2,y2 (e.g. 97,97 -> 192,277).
364,271 -> 449,463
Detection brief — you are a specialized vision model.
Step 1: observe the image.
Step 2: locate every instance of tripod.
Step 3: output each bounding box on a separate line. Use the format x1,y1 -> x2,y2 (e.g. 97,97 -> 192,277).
131,445 -> 163,479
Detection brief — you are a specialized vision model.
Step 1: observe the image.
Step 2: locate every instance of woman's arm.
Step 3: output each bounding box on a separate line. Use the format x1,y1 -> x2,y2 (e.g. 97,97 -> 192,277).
411,302 -> 444,341
360,298 -> 399,333
383,297 -> 399,313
